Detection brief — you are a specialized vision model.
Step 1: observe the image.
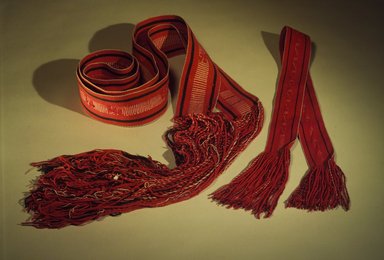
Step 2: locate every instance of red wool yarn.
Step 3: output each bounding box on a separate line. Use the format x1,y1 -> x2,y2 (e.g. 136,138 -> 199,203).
23,16 -> 349,228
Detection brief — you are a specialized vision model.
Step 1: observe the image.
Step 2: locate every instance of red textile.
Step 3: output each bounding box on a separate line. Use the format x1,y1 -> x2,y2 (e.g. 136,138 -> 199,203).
77,16 -> 261,126
23,15 -> 264,228
211,27 -> 350,218
23,17 -> 349,229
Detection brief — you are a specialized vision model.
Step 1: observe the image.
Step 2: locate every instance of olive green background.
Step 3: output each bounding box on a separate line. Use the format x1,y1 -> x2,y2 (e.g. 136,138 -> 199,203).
1,0 -> 383,259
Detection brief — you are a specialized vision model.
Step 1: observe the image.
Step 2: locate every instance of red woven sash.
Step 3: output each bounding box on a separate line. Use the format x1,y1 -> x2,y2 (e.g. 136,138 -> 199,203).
211,27 -> 350,217
77,15 -> 260,126
23,17 -> 349,228
24,15 -> 264,228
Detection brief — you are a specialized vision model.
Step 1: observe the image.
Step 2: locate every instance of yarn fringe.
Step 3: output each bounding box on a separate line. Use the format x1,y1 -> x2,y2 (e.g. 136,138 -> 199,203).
23,107 -> 263,228
285,158 -> 350,211
210,147 -> 290,218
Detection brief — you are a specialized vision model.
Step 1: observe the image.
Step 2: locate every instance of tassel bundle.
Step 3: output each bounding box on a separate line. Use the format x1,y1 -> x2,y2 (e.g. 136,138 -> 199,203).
211,147 -> 290,218
24,108 -> 262,228
286,158 -> 350,211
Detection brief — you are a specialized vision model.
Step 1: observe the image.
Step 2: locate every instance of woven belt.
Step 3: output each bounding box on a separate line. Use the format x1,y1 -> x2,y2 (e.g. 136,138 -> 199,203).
77,15 -> 261,126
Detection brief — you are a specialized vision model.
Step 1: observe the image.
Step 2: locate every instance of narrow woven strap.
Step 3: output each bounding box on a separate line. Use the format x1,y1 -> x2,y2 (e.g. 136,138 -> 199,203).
211,27 -> 350,218
23,15 -> 264,228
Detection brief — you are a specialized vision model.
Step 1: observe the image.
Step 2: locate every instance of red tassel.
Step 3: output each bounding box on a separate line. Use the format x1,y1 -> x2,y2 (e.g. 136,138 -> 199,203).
285,159 -> 350,211
210,147 -> 290,218
23,107 -> 263,228
24,150 -> 165,228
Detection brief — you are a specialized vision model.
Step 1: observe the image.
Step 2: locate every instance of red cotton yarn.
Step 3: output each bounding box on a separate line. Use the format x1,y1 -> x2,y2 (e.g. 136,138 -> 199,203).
23,16 -> 350,229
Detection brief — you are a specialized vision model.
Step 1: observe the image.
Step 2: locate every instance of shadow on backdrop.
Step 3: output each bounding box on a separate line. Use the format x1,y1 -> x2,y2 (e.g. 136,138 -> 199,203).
261,31 -> 317,70
33,24 -> 136,117
33,59 -> 83,115
88,23 -> 135,52
261,31 -> 281,71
